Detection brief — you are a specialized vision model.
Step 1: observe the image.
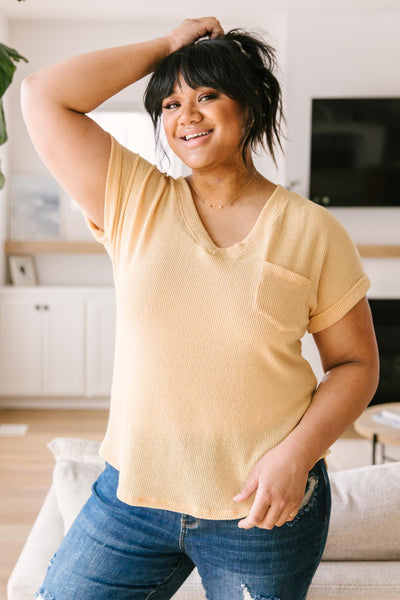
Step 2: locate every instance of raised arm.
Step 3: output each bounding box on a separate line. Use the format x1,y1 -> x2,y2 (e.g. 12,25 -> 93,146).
20,17 -> 223,231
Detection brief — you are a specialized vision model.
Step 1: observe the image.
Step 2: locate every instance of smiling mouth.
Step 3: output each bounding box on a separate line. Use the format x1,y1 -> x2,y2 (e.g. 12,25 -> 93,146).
181,129 -> 213,142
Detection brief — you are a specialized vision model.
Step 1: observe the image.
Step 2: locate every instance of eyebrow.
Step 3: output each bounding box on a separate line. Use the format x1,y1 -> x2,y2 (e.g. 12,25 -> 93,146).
164,85 -> 218,100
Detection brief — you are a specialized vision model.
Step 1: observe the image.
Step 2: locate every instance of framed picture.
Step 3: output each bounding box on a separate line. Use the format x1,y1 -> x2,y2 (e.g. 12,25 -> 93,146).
9,255 -> 38,286
10,174 -> 61,240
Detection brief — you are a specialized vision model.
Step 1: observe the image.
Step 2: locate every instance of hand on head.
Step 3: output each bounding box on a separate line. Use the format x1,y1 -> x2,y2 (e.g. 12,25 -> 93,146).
165,17 -> 224,54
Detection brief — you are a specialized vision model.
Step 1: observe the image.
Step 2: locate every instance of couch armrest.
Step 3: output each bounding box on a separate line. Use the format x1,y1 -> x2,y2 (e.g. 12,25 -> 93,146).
7,485 -> 64,600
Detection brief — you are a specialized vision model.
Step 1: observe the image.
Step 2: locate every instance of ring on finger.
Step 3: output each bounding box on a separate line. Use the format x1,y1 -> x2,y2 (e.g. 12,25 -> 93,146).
288,512 -> 296,519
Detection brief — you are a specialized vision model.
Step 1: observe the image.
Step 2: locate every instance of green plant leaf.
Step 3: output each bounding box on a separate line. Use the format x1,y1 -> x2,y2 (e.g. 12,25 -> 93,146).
0,97 -> 7,145
0,42 -> 28,64
0,50 -> 16,96
0,43 -> 28,97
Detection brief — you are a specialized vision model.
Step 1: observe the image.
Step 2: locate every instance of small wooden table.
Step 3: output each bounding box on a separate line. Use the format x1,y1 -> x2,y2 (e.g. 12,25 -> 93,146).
354,402 -> 400,465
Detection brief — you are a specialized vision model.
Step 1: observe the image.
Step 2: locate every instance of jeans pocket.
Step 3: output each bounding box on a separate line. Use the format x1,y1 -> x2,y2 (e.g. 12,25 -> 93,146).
285,459 -> 328,528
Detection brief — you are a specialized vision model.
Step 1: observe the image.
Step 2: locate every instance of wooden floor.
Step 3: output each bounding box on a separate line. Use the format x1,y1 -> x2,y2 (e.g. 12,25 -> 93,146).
0,409 -> 108,600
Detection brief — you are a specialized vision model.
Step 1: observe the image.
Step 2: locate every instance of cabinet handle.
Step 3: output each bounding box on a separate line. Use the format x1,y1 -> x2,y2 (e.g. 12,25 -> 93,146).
35,305 -> 41,310
43,305 -> 49,310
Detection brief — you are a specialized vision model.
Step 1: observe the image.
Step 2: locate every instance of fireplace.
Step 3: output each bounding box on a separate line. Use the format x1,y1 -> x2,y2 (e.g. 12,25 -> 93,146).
369,299 -> 400,406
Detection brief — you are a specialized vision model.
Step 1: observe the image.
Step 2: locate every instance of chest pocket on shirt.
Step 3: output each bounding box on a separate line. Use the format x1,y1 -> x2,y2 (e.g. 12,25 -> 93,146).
254,261 -> 311,333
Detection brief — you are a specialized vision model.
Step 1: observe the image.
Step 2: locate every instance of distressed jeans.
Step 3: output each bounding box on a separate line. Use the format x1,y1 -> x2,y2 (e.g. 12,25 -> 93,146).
35,458 -> 331,600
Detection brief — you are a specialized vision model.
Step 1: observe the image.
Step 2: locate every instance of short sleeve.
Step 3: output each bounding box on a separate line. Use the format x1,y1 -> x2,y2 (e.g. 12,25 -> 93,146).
83,134 -> 156,248
307,213 -> 371,334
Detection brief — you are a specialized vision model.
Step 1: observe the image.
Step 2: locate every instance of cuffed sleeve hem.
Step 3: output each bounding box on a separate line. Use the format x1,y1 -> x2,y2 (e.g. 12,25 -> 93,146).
307,273 -> 371,334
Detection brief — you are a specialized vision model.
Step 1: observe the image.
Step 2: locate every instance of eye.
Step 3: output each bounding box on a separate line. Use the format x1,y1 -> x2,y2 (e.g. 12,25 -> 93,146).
162,101 -> 180,110
199,93 -> 217,102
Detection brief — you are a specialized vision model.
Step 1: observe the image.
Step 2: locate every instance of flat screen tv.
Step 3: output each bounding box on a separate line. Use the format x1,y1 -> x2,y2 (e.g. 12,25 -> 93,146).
309,98 -> 400,207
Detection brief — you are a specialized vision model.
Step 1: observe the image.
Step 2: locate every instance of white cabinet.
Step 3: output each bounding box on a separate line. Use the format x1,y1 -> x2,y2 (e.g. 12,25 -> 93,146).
0,287 -> 115,398
42,297 -> 85,395
0,295 -> 43,394
0,289 -> 85,395
86,294 -> 116,397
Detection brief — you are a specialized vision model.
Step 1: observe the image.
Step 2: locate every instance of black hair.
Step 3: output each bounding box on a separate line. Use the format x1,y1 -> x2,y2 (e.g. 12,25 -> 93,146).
143,28 -> 285,169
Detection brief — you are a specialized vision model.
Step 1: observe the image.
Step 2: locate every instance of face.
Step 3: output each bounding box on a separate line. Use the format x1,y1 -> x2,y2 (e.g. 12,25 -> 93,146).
161,77 -> 249,171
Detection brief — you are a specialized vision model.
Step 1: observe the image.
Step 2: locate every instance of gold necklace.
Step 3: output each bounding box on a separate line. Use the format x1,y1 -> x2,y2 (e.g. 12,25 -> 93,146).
187,170 -> 257,209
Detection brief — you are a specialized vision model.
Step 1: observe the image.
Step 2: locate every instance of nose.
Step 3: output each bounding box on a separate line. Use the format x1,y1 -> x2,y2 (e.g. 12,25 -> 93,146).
178,102 -> 202,126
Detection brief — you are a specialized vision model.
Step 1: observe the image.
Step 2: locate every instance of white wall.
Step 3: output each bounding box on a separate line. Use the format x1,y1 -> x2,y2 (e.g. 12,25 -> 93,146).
285,11 -> 400,243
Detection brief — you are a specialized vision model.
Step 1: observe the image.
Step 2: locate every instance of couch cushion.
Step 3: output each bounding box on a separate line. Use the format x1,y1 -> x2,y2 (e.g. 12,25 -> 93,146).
324,461 -> 400,560
47,437 -> 104,534
309,562 -> 400,599
47,436 -> 103,465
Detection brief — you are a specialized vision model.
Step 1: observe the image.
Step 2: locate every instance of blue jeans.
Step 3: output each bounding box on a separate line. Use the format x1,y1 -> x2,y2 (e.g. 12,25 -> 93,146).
36,459 -> 331,600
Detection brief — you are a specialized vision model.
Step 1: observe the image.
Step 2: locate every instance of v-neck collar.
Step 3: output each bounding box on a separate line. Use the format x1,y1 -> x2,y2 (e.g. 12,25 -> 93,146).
177,178 -> 288,259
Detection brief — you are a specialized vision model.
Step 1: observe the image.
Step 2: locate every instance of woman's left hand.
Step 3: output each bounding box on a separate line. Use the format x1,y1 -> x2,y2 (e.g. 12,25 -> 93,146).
233,442 -> 310,529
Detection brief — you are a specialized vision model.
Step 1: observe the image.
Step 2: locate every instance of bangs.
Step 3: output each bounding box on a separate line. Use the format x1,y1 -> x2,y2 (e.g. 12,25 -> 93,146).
145,39 -> 252,117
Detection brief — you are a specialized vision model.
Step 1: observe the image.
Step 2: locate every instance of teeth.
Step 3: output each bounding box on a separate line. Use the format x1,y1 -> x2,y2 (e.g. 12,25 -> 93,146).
184,130 -> 211,141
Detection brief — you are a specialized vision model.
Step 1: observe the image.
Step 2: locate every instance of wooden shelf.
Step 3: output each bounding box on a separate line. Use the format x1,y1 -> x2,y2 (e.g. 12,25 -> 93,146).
4,240 -> 400,257
4,240 -> 105,255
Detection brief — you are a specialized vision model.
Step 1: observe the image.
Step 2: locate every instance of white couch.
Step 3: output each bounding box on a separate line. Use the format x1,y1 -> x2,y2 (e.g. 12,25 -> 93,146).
7,437 -> 400,600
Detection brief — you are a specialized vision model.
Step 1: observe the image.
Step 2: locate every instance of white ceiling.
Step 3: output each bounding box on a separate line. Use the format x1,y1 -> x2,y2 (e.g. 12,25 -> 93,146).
0,0 -> 398,20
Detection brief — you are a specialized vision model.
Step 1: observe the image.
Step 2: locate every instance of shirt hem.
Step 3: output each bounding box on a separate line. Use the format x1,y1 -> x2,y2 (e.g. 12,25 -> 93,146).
116,489 -> 251,520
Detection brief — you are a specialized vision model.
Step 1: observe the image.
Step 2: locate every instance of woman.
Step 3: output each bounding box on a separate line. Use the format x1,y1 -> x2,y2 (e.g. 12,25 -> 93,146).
22,16 -> 379,600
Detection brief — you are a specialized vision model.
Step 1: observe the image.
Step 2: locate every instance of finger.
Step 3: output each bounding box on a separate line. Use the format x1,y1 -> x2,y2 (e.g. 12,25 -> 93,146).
275,509 -> 298,528
167,17 -> 222,53
208,19 -> 224,38
238,492 -> 271,528
191,16 -> 224,40
238,509 -> 270,529
262,503 -> 285,530
233,471 -> 259,503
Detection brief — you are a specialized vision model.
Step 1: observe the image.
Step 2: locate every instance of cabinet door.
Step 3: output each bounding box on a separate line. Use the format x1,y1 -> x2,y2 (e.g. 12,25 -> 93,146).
86,296 -> 116,396
43,298 -> 85,395
0,297 -> 43,394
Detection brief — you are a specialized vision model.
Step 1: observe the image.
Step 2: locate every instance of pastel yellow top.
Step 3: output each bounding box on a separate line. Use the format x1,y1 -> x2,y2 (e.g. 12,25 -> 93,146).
84,135 -> 370,519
